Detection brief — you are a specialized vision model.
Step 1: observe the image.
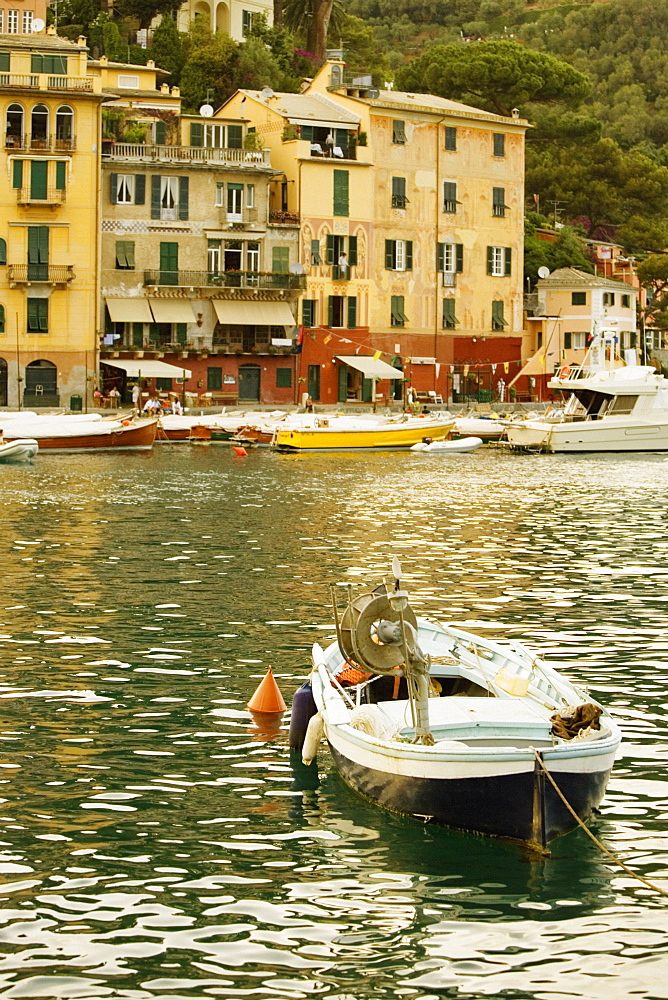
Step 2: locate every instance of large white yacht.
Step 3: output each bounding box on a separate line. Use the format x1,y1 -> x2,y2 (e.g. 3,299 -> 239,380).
506,330 -> 668,452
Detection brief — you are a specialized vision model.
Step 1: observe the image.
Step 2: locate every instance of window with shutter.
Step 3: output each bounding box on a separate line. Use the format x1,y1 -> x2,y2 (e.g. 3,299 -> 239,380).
115,240 -> 135,269
442,299 -> 457,329
27,297 -> 47,332
443,181 -> 457,213
135,174 -> 145,205
491,300 -> 506,330
0,239 -> 5,266
492,187 -> 506,217
333,169 -> 349,216
311,239 -> 321,265
325,233 -> 335,264
391,176 -> 407,208
28,226 -> 48,280
571,292 -> 587,305
391,295 -> 407,327
154,120 -> 166,144
0,304 -> 5,333
493,133 -> 505,157
347,235 -> 357,265
179,176 -> 189,220
132,322 -> 143,347
445,126 -> 457,151
302,300 -> 316,328
276,367 -> 292,388
159,242 -> 178,285
151,175 -> 161,219
12,159 -> 22,189
55,160 -> 66,191
392,120 -> 406,144
30,160 -> 47,200
272,246 -> 289,273
564,332 -> 572,349
190,122 -> 203,147
227,125 -> 243,149
347,297 -> 357,329
207,367 -> 222,390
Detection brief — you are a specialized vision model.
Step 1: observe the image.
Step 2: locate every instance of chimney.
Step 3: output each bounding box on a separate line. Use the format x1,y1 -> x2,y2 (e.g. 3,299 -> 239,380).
46,24 -> 56,35
78,35 -> 86,46
147,59 -> 155,68
171,87 -> 180,97
160,83 -> 169,93
100,55 -> 107,64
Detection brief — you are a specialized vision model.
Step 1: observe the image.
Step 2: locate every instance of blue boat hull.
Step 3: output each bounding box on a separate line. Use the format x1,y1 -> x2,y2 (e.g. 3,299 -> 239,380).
330,745 -> 612,843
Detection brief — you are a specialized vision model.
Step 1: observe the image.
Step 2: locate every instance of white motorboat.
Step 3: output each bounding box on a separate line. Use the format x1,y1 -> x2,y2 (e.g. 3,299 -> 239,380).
0,438 -> 38,462
411,435 -> 483,453
506,328 -> 668,452
453,415 -> 511,440
294,563 -> 621,848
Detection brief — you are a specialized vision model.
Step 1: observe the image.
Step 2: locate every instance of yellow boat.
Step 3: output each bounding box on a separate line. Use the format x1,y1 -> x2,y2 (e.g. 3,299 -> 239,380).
273,413 -> 455,452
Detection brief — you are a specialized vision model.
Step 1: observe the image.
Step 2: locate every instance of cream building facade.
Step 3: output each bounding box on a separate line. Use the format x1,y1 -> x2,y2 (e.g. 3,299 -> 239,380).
221,60 -> 529,403
0,27 -> 103,408
175,0 -> 273,40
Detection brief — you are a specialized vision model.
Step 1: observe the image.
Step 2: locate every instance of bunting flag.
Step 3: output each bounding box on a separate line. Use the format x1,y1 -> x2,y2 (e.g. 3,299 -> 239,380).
323,334 -> 332,344
539,354 -> 545,369
504,362 -> 509,373
463,365 -> 469,377
373,350 -> 382,360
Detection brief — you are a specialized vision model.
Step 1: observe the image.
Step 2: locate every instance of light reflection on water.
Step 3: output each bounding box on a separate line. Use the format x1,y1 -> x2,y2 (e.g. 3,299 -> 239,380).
0,446 -> 666,998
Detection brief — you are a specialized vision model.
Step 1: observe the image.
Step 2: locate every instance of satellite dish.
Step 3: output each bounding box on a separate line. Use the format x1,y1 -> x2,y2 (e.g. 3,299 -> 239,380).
289,262 -> 304,275
537,266 -> 550,278
260,86 -> 274,100
199,104 -> 214,118
31,17 -> 45,31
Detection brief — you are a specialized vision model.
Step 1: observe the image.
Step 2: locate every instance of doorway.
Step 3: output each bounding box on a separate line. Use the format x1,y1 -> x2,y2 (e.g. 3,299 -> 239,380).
238,364 -> 260,402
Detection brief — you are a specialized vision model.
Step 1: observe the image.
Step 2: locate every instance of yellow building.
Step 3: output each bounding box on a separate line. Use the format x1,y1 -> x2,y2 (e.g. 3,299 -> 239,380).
525,267 -> 639,376
0,27 -> 104,408
221,60 -> 529,404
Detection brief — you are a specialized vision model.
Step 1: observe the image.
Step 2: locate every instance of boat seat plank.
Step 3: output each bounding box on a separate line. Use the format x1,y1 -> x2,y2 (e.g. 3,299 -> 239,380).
376,696 -> 551,732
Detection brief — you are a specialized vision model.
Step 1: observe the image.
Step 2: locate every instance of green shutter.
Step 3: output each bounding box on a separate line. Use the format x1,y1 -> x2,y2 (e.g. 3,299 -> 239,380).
272,246 -> 289,273
437,243 -> 444,272
392,120 -> 406,143
564,331 -> 572,349
443,181 -> 457,210
0,304 -> 5,333
38,226 -> 48,262
0,53 -> 8,72
149,323 -> 160,344
227,125 -> 243,148
159,241 -> 178,283
300,125 -> 314,141
110,172 -> 118,203
28,227 -> 39,264
276,367 -> 292,388
333,169 -> 349,216
310,239 -> 321,265
55,160 -> 66,190
125,241 -> 135,268
338,363 -> 348,402
328,296 -> 334,326
12,159 -> 22,189
493,132 -> 505,156
31,54 -> 43,73
302,300 -> 315,327
155,120 -> 166,144
443,299 -> 456,329
487,246 -> 494,275
347,297 -> 357,329
30,160 -> 47,200
405,241 -> 413,270
151,175 -> 161,219
27,298 -> 37,330
362,377 -> 373,402
208,366 -> 223,390
176,322 -> 187,345
190,122 -> 203,146
132,322 -> 143,347
0,239 -> 6,266
385,240 -> 394,269
445,125 -> 456,151
456,244 -> 463,273
347,235 -> 357,265
325,234 -> 335,265
504,247 -> 512,276
179,176 -> 189,220
135,174 -> 145,205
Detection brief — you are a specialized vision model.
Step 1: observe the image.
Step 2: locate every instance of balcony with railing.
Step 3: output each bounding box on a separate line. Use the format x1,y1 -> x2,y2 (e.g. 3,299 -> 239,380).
16,186 -> 66,206
143,269 -> 306,290
103,142 -> 271,167
5,134 -> 76,152
268,210 -> 300,226
221,207 -> 259,228
0,73 -> 94,92
8,264 -> 75,285
332,265 -> 353,281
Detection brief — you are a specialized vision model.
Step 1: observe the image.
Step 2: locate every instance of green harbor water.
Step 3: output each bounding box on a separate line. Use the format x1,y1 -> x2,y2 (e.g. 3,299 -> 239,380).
0,444 -> 666,999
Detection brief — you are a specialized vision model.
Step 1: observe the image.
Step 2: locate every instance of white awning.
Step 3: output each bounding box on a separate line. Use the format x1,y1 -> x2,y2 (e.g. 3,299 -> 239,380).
212,299 -> 296,326
105,297 -> 153,323
336,355 -> 403,379
148,299 -> 198,323
102,359 -> 192,378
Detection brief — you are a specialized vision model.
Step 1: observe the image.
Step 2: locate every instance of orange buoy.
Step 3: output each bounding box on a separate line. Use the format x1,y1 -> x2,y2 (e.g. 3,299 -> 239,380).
247,666 -> 286,713
232,445 -> 248,457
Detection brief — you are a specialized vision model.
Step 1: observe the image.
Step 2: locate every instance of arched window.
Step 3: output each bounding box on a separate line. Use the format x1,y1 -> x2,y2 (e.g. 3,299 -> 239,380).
55,105 -> 73,149
30,104 -> 48,148
6,103 -> 23,148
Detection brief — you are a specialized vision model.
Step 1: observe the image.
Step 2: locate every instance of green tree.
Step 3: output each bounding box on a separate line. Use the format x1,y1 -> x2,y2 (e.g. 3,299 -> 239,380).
637,255 -> 668,329
395,40 -> 590,116
179,21 -> 240,112
115,0 -> 179,30
150,15 -> 185,83
616,216 -> 668,257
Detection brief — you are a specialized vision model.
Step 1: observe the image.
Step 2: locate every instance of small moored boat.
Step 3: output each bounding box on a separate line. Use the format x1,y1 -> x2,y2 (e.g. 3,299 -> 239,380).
298,562 -> 621,847
411,436 -> 482,453
274,413 -> 455,452
3,416 -> 157,452
0,438 -> 38,463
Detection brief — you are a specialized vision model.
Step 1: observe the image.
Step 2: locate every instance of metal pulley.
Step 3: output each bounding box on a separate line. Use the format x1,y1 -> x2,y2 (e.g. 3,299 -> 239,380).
338,587 -> 419,675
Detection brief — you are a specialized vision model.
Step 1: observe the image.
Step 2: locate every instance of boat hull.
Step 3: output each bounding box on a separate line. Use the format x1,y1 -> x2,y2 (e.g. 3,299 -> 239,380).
4,419 -> 157,452
507,419 -> 668,453
0,438 -> 38,462
328,736 -> 613,843
275,418 -> 455,452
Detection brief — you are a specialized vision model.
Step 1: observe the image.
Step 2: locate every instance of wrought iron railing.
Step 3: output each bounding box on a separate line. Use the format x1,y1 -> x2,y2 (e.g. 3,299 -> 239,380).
8,264 -> 75,283
143,269 -> 306,290
268,211 -> 300,225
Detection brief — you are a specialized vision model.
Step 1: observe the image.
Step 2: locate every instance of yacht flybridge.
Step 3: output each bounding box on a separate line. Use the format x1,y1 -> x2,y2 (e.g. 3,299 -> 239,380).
506,329 -> 668,452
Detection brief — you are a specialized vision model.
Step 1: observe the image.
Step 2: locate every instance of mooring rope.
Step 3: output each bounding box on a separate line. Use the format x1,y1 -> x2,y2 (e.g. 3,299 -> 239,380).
531,748 -> 668,898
